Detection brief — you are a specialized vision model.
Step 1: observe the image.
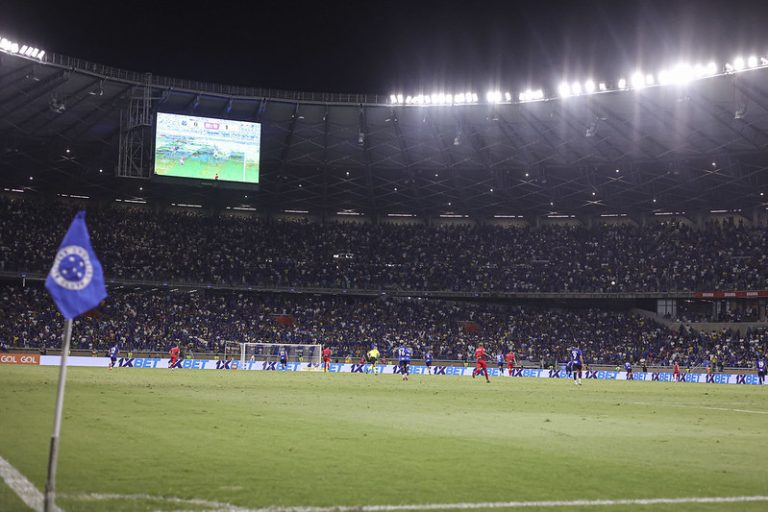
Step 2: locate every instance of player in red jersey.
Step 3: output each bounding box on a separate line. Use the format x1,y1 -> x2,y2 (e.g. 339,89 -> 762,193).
505,351 -> 516,376
169,344 -> 180,370
472,343 -> 490,383
673,361 -> 681,382
322,347 -> 332,372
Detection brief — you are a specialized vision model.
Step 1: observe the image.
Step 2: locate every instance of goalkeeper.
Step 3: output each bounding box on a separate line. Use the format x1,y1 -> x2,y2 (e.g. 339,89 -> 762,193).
366,344 -> 380,375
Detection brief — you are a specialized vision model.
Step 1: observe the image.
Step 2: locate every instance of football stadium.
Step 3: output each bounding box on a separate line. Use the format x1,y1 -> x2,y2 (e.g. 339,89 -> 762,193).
1,2 -> 768,511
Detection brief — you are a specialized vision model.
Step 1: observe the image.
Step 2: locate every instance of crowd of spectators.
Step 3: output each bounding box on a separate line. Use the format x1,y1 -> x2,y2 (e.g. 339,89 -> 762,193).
1,285 -> 765,367
1,196 -> 767,293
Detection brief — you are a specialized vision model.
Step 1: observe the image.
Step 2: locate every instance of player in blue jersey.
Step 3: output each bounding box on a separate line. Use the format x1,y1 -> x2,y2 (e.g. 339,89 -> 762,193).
496,353 -> 504,374
569,347 -> 584,385
108,344 -> 118,370
397,345 -> 412,381
624,361 -> 633,380
279,346 -> 288,370
757,357 -> 767,385
425,350 -> 433,375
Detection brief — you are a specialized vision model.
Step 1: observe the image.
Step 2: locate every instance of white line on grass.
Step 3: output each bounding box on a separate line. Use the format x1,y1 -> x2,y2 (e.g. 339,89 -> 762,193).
628,401 -> 768,415
63,493 -> 768,512
0,455 -> 62,512
689,406 -> 768,415
63,492 -> 251,511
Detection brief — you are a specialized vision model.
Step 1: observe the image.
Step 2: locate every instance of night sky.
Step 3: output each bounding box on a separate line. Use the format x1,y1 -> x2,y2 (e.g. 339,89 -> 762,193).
2,0 -> 767,94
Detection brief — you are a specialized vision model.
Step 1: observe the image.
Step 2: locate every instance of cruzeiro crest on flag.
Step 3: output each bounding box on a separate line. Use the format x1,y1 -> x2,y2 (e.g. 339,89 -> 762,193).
50,245 -> 95,291
45,211 -> 107,320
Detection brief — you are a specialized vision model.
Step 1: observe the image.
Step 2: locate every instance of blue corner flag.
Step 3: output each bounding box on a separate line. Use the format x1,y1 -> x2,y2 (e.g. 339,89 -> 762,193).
45,211 -> 107,320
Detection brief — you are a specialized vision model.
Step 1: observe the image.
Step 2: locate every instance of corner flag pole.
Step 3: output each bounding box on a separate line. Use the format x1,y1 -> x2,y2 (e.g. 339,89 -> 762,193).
43,318 -> 73,512
42,210 -> 107,512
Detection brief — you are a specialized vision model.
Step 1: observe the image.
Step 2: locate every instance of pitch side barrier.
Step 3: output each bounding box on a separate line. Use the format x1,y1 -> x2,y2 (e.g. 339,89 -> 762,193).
26,356 -> 765,385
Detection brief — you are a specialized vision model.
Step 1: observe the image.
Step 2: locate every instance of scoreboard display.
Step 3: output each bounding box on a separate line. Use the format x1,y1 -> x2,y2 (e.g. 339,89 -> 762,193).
153,112 -> 261,184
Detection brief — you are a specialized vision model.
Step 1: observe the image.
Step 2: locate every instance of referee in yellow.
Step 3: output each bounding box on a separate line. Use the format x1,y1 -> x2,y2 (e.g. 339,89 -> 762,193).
366,344 -> 380,375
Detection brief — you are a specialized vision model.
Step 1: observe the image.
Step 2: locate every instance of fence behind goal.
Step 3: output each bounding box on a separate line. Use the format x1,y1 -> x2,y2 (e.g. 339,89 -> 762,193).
224,342 -> 323,368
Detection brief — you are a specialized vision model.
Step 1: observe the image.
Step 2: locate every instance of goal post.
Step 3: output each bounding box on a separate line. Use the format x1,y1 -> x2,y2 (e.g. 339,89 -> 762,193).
224,342 -> 323,368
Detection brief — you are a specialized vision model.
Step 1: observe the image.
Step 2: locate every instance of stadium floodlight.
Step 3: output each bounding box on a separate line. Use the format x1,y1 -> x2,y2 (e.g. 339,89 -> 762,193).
658,69 -> 671,85
617,78 -> 627,90
571,82 -> 582,95
396,94 -> 403,104
0,37 -> 45,60
471,93 -> 479,102
486,90 -> 502,103
558,82 -> 572,97
747,55 -> 758,68
630,72 -> 645,89
733,57 -> 745,71
454,93 -> 465,103
671,64 -> 694,85
584,80 -> 595,93
645,74 -> 655,86
707,61 -> 718,75
598,82 -> 607,91
405,95 -> 413,104
520,89 -> 540,101
390,94 -> 398,104
505,91 -> 512,102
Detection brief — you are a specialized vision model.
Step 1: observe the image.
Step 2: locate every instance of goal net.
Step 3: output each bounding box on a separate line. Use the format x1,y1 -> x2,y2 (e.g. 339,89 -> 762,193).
224,342 -> 323,368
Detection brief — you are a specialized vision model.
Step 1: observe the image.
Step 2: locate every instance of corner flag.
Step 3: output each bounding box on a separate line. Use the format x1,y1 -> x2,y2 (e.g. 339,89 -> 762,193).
43,210 -> 106,512
45,211 -> 107,319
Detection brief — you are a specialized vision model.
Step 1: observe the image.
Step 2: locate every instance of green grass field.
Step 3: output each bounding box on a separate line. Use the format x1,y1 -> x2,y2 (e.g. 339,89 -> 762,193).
1,367 -> 766,511
154,154 -> 259,183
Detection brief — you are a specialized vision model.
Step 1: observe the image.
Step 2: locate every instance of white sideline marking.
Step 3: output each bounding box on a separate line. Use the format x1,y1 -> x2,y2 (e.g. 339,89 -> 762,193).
64,492 -> 250,511
63,493 -> 768,512
693,406 -> 768,415
0,455 -> 62,512
628,401 -> 768,415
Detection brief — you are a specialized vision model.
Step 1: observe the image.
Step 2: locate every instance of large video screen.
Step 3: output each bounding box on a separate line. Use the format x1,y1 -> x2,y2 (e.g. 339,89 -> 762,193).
154,112 -> 260,184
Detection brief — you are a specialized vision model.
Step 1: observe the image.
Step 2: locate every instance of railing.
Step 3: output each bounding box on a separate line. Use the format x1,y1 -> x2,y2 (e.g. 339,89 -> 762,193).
47,53 -> 387,105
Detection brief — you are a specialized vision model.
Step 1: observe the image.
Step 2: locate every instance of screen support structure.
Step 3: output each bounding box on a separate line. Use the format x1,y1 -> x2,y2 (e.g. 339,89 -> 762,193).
117,73 -> 154,179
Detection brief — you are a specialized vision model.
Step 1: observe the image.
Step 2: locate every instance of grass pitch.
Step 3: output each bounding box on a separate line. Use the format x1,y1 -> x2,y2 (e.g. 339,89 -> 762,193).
0,367 -> 766,512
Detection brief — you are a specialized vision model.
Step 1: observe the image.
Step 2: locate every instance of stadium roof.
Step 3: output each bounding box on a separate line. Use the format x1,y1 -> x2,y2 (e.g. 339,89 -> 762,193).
2,49 -> 768,217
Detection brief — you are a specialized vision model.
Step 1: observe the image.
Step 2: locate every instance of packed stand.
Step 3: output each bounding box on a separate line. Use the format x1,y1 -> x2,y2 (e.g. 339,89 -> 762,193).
1,196 -> 767,293
0,285 -> 765,368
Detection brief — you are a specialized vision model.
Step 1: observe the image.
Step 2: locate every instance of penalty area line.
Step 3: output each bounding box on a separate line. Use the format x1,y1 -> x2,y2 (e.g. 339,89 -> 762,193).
0,455 -> 63,512
61,493 -> 768,512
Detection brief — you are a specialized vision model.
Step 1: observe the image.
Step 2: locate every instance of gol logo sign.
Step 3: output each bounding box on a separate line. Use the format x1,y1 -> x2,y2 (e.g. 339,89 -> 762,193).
0,354 -> 40,365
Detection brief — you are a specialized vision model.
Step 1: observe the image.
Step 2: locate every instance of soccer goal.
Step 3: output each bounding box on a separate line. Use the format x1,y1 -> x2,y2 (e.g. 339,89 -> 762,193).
224,342 -> 323,368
